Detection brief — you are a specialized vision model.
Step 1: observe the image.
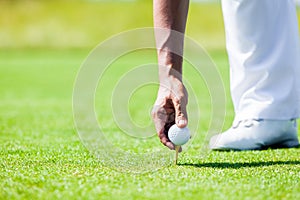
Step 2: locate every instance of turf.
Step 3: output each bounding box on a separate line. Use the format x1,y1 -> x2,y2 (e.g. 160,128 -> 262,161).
0,49 -> 299,200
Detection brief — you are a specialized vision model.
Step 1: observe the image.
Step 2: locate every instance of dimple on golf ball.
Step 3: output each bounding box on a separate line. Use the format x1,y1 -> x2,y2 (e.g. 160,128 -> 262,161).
168,124 -> 190,146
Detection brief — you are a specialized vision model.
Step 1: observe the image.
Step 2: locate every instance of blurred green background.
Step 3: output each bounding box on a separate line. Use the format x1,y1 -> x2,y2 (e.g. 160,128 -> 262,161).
1,0 -> 299,49
0,0 -> 226,49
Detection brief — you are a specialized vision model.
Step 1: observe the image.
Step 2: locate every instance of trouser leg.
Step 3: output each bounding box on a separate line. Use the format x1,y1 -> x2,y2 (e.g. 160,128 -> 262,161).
221,0 -> 300,120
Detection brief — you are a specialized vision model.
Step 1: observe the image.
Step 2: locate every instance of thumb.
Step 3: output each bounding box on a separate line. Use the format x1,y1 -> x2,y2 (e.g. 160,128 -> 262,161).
172,98 -> 188,128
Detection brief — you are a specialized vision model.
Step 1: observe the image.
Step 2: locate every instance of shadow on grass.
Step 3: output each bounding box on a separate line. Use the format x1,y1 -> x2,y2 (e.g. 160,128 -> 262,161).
178,161 -> 300,169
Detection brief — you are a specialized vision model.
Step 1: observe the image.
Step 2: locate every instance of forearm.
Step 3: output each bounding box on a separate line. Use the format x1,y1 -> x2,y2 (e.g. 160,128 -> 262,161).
153,0 -> 189,81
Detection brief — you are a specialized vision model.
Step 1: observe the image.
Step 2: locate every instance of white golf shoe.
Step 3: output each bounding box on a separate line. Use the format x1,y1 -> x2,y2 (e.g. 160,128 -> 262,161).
209,119 -> 299,150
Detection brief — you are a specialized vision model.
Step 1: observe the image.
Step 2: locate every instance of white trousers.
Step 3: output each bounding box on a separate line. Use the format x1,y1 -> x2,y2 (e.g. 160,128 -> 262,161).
221,0 -> 300,120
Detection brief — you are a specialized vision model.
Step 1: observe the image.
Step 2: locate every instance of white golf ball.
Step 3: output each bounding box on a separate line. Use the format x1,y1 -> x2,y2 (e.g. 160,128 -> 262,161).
168,124 -> 190,146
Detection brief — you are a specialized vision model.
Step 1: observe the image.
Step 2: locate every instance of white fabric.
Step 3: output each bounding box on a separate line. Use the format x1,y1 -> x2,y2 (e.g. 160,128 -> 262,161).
221,0 -> 300,120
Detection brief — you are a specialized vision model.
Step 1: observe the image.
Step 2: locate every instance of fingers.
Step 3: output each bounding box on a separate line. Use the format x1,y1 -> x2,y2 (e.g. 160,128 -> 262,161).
172,97 -> 188,128
152,106 -> 175,150
151,106 -> 166,134
152,105 -> 175,150
158,130 -> 175,150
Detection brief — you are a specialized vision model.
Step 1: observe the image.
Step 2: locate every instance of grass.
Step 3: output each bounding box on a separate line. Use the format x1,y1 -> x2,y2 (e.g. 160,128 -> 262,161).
1,1 -> 300,199
0,48 -> 299,200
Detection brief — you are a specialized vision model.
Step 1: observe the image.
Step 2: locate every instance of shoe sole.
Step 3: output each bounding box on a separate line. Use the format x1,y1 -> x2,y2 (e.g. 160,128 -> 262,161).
264,140 -> 300,150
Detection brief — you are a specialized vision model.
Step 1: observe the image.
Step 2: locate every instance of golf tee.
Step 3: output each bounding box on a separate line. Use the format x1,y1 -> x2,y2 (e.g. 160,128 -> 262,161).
175,145 -> 180,165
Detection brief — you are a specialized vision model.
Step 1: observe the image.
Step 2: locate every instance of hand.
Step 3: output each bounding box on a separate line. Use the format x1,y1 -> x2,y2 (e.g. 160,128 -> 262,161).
152,76 -> 188,150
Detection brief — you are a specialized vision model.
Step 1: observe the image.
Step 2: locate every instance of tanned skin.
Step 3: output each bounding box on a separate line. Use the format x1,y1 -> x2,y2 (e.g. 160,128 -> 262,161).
152,0 -> 190,150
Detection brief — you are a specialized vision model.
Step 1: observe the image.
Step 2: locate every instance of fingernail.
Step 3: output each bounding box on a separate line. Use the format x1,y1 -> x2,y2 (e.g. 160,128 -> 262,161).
178,119 -> 186,126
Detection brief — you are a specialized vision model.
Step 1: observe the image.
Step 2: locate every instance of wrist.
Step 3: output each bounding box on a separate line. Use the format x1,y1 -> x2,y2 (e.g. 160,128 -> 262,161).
159,64 -> 182,84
